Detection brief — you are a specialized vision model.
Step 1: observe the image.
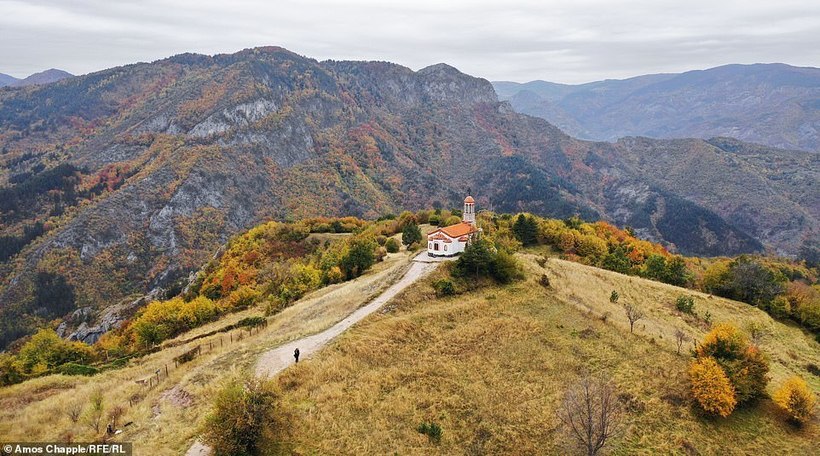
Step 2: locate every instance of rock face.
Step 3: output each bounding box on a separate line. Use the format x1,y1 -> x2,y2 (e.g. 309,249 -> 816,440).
494,63 -> 820,152
0,47 -> 815,347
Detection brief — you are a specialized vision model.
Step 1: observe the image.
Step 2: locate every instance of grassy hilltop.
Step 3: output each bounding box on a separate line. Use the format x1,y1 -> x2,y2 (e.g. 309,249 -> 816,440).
0,211 -> 817,454
270,254 -> 818,454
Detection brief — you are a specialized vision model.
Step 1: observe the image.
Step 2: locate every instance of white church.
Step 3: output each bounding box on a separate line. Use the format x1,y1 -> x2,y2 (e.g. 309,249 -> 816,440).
427,195 -> 481,257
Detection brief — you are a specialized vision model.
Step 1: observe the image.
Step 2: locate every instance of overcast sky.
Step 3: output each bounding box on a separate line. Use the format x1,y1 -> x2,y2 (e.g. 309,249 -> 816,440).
1,0 -> 819,83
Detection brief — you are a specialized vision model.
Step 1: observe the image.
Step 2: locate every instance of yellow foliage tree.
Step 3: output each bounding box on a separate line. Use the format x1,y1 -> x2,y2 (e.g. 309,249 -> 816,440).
688,357 -> 737,417
773,376 -> 816,424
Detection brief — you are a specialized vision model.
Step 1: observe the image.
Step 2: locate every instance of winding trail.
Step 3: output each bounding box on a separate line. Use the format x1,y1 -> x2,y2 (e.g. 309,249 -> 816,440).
186,258 -> 438,455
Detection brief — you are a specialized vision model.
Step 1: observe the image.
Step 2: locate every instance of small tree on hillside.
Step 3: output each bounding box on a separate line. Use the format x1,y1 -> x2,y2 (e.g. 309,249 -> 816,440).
558,374 -> 622,456
385,237 -> 400,253
674,329 -> 690,355
609,290 -> 619,304
689,357 -> 737,418
84,389 -> 105,434
623,303 -> 645,333
203,378 -> 278,455
401,222 -> 422,247
773,376 -> 816,425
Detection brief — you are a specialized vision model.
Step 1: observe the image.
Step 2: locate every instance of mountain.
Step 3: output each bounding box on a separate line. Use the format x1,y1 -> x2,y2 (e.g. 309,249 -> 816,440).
494,63 -> 820,152
0,47 -> 816,347
5,69 -> 74,87
0,73 -> 20,88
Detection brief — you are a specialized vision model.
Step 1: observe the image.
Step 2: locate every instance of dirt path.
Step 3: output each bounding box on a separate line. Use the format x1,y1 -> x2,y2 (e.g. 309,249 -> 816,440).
255,260 -> 438,378
186,259 -> 438,456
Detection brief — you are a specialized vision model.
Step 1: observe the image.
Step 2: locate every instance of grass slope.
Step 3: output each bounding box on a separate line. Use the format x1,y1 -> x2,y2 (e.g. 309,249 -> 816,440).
272,253 -> 819,454
0,248 -> 414,455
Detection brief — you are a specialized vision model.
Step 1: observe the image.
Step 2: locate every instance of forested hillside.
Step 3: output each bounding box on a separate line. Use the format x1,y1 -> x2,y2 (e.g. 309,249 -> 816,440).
1,47 -> 816,348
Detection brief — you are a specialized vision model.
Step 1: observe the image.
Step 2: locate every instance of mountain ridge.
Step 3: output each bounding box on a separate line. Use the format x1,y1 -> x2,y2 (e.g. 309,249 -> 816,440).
494,63 -> 820,152
0,68 -> 74,88
0,47 -> 815,347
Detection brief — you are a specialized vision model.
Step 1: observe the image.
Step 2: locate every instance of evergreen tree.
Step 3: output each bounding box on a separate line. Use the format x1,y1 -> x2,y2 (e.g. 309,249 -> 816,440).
401,222 -> 422,247
512,214 -> 538,246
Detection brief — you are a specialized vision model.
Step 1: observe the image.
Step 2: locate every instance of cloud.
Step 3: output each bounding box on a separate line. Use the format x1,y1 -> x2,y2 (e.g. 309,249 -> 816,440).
0,0 -> 818,83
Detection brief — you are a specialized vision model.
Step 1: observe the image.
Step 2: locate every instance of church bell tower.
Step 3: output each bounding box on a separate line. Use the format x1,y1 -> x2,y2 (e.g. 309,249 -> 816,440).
463,195 -> 475,225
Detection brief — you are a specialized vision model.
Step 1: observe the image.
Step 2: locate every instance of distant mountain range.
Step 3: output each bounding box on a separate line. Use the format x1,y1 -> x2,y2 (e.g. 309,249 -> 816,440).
0,48 -> 816,347
0,69 -> 74,88
494,63 -> 820,152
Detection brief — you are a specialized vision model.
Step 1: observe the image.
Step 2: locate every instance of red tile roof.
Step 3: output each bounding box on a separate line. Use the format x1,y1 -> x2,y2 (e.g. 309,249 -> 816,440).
428,222 -> 478,239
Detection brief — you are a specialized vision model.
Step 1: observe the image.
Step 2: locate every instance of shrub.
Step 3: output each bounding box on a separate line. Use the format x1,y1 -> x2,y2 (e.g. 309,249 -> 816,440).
689,357 -> 737,417
56,362 -> 99,376
416,421 -> 442,444
385,238 -> 400,253
695,323 -> 748,360
539,274 -> 551,288
237,316 -> 266,328
609,290 -> 619,304
676,296 -> 695,314
773,376 -> 816,425
724,346 -> 770,403
490,250 -> 524,284
693,323 -> 770,407
432,279 -> 456,297
325,266 -> 344,284
203,378 -> 278,455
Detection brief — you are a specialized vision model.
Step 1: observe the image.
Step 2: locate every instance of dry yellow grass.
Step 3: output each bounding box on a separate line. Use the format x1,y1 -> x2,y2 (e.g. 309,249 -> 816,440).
0,248 -> 414,455
270,253 -> 819,454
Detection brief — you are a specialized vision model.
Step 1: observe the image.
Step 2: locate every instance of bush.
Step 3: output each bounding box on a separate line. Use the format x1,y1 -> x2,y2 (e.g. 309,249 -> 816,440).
773,376 -> 816,425
237,316 -> 266,328
539,274 -> 551,288
385,238 -> 400,253
491,251 -> 524,284
689,357 -> 737,417
692,323 -> 770,408
432,279 -> 456,297
203,378 -> 278,455
676,296 -> 695,314
56,362 -> 99,376
417,421 -> 442,444
452,240 -> 523,284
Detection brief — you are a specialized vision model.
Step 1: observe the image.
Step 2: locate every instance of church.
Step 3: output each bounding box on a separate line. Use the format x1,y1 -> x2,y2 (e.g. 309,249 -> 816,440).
427,195 -> 480,257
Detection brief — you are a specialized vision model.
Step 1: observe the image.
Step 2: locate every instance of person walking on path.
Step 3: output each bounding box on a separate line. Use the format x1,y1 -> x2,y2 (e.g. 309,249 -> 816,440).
294,348 -> 300,363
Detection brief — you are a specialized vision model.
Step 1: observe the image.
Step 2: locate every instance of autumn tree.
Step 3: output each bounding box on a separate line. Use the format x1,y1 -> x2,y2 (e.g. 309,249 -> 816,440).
691,323 -> 770,412
773,376 -> 817,425
557,374 -> 622,456
688,357 -> 737,417
623,303 -> 645,333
